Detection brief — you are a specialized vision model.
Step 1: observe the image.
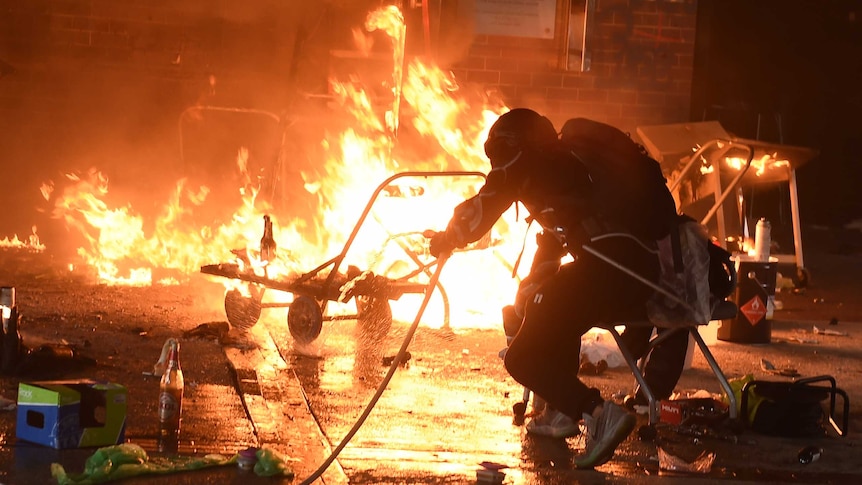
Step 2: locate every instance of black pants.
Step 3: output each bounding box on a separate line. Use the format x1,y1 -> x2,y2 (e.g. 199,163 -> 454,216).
618,325 -> 689,401
503,235 -> 674,419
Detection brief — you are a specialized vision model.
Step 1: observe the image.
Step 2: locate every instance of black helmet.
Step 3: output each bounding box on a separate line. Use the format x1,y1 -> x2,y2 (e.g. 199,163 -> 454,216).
484,108 -> 557,165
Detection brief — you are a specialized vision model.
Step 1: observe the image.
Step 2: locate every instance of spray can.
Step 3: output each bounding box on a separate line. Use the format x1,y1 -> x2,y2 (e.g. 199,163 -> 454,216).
753,218 -> 776,319
754,218 -> 771,262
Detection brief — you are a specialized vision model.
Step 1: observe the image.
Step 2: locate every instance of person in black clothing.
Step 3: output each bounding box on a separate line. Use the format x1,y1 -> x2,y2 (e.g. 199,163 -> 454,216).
430,108 -> 687,468
502,233 -> 691,417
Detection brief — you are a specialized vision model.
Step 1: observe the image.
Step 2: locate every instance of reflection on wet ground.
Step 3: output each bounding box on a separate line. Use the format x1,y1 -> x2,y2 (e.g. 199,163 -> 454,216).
264,313 -> 862,484
275,317 -> 526,482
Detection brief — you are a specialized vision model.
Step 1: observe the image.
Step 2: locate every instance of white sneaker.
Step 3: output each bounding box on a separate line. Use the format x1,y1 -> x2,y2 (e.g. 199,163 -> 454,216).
525,407 -> 579,438
574,401 -> 636,468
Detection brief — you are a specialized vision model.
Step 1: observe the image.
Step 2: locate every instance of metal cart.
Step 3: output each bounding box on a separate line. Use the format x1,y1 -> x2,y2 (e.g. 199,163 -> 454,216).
201,170 -> 487,345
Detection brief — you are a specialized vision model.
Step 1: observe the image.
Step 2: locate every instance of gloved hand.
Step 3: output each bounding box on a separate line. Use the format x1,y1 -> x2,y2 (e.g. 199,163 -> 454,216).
429,231 -> 456,258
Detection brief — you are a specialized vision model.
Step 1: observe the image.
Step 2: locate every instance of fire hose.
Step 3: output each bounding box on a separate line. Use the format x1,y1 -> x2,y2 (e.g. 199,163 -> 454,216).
298,250 -> 449,485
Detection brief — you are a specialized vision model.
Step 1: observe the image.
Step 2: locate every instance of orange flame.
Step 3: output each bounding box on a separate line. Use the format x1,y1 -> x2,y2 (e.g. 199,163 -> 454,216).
0,226 -> 44,252
724,153 -> 790,177
47,5 -> 537,330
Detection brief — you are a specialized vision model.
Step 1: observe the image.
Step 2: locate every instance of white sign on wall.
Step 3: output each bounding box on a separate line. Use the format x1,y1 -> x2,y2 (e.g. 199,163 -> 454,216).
472,0 -> 557,39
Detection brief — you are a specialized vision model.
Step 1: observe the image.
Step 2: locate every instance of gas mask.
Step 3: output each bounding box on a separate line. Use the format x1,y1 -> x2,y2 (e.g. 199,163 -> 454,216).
484,130 -> 525,184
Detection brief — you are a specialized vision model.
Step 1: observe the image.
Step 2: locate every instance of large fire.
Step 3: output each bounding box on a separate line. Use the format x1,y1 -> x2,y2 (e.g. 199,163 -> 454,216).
36,6 -> 537,331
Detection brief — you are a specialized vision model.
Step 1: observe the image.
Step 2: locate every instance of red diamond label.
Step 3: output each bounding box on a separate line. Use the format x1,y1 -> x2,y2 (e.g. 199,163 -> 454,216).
740,295 -> 767,325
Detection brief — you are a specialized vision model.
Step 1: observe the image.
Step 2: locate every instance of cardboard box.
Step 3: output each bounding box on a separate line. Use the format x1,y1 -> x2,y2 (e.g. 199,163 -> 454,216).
16,380 -> 127,449
660,398 -> 728,426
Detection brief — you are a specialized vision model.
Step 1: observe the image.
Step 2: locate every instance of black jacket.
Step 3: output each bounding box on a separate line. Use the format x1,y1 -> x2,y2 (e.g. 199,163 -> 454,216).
442,143 -> 597,255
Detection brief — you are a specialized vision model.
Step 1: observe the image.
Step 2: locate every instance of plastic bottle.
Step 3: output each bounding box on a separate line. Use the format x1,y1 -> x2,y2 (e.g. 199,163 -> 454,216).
158,340 -> 184,439
259,214 -> 277,263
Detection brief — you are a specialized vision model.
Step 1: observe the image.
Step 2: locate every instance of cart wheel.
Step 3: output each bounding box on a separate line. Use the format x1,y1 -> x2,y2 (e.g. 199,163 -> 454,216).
224,289 -> 262,331
288,295 -> 323,345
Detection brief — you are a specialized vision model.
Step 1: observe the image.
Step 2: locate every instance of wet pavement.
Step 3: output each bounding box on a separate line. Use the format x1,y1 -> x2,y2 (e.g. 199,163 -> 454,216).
1,225 -> 862,484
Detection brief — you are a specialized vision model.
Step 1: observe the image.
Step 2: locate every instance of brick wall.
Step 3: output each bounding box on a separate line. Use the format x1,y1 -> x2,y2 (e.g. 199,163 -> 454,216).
0,1 -> 332,141
0,0 -> 698,236
0,0 -> 697,160
448,0 -> 699,135
0,0 -> 334,237
0,0 -> 359,229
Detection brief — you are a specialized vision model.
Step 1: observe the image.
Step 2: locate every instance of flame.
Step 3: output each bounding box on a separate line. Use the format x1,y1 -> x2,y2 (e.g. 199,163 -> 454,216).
0,225 -> 45,252
45,5 -> 537,330
724,153 -> 790,177
365,5 -> 407,136
697,144 -> 791,178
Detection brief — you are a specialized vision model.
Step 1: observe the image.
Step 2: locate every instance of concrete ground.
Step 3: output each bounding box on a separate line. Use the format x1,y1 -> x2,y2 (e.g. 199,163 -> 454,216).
0,223 -> 861,484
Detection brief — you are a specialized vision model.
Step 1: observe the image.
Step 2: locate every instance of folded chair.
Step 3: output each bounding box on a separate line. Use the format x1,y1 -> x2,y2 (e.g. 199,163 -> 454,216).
580,239 -> 740,428
601,300 -> 739,426
509,237 -> 740,431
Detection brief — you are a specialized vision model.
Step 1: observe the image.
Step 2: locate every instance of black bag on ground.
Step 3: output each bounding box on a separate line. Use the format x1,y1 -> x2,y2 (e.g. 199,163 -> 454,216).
740,375 -> 850,437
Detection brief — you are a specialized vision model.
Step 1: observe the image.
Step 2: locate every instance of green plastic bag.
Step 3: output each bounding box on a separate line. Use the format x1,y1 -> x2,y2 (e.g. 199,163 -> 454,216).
51,443 -> 293,484
725,374 -> 765,425
254,447 -> 294,477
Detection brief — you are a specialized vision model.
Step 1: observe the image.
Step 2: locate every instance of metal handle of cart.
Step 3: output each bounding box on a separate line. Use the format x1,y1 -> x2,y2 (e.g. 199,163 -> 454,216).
202,170 -> 487,344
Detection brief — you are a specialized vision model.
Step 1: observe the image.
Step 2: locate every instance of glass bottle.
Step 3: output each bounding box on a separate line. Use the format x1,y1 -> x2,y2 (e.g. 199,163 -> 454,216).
1,289 -> 21,374
158,340 -> 184,440
260,214 -> 277,263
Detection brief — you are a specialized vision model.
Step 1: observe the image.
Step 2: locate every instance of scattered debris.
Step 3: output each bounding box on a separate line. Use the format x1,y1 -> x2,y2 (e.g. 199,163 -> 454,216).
183,321 -> 230,341
760,358 -> 800,377
382,351 -> 411,367
0,395 -> 15,411
50,443 -> 294,483
658,447 -> 715,475
775,272 -> 795,290
579,355 -> 608,375
660,397 -> 728,427
798,445 -> 823,464
476,461 -> 507,484
669,389 -> 720,400
581,331 -> 625,368
675,424 -> 740,444
789,336 -> 819,344
813,325 -> 848,336
237,447 -> 259,470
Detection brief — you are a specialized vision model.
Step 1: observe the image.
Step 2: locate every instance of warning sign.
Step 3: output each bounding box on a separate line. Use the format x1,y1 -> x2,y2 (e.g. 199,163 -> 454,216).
740,295 -> 767,325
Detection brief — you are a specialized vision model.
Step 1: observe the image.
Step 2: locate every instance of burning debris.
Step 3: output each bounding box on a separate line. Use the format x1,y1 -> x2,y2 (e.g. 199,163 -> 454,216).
0,227 -> 45,253
31,5 -> 534,332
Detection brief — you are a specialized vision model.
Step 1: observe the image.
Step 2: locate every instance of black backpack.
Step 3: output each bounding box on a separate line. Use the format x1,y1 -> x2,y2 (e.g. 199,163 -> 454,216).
560,118 -> 735,307
559,118 -> 677,241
